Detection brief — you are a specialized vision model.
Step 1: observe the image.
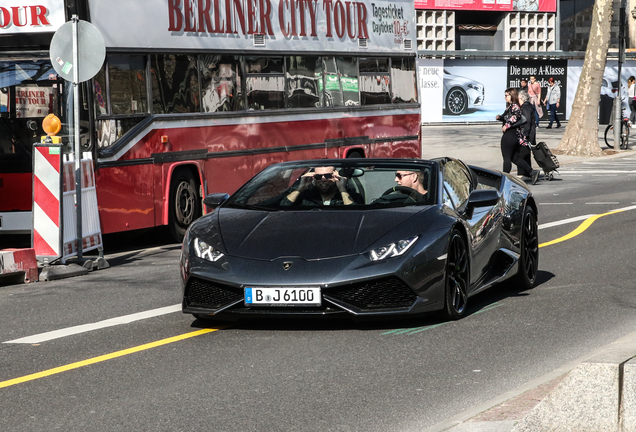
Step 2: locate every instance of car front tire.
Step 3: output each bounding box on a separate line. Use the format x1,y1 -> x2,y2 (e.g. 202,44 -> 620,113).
444,229 -> 470,320
446,87 -> 468,115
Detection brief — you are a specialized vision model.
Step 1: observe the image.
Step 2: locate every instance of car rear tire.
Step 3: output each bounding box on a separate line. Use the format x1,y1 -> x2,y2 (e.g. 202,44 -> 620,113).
169,169 -> 201,242
516,206 -> 539,289
446,87 -> 468,115
443,229 -> 470,320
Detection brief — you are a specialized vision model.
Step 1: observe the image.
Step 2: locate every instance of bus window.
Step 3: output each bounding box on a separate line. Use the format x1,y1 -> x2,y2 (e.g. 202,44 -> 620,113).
285,56 -> 322,109
322,57 -> 359,107
93,65 -> 108,116
151,54 -> 200,114
391,57 -> 417,104
246,57 -> 285,110
359,58 -> 391,105
108,55 -> 148,115
200,55 -> 243,113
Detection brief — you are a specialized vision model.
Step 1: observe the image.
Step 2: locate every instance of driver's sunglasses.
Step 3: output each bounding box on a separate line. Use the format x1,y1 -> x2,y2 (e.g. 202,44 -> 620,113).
313,173 -> 333,180
395,172 -> 416,180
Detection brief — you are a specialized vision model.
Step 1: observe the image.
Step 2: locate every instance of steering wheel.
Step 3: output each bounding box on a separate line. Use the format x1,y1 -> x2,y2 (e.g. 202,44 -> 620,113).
381,186 -> 415,196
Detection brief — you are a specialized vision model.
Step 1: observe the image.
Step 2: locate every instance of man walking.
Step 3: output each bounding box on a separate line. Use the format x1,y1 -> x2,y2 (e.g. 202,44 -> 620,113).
543,77 -> 561,128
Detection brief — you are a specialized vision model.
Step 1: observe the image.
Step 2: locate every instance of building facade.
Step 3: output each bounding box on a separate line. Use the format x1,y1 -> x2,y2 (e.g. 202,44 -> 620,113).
416,0 -> 636,124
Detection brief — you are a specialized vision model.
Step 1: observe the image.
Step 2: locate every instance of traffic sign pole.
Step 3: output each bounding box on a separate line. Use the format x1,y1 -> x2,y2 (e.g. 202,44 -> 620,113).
72,15 -> 83,259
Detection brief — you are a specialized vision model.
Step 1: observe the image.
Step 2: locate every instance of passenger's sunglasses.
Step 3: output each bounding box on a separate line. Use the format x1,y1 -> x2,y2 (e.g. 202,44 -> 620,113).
313,173 -> 333,180
395,172 -> 416,180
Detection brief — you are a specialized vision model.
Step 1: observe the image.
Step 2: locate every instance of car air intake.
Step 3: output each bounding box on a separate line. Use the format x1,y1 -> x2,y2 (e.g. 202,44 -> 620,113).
328,277 -> 417,310
185,278 -> 243,309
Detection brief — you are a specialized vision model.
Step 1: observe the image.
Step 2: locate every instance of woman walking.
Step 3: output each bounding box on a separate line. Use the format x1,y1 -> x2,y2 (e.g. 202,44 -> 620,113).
497,88 -> 539,184
528,75 -> 543,127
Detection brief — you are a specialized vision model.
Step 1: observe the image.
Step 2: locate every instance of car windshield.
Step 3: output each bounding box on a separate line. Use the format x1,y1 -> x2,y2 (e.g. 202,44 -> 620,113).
225,160 -> 436,210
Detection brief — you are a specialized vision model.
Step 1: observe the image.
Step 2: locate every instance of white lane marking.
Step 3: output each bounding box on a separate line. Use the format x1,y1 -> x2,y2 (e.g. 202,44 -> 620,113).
558,170 -> 636,174
3,304 -> 182,344
538,215 -> 594,230
539,203 -> 573,205
586,202 -> 620,205
538,204 -> 636,231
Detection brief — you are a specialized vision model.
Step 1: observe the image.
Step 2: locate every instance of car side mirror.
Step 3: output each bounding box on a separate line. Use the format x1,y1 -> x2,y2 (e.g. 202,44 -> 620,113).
465,189 -> 499,218
203,193 -> 229,210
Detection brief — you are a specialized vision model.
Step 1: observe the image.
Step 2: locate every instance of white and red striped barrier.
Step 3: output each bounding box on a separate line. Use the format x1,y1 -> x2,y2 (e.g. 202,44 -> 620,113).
33,145 -> 63,260
0,248 -> 38,283
33,144 -> 103,263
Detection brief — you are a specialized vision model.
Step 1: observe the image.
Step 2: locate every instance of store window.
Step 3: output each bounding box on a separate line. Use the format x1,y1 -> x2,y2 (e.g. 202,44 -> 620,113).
246,57 -> 285,110
286,56 -> 322,109
108,55 -> 148,115
151,54 -> 200,114
390,57 -> 417,103
323,57 -> 359,107
200,55 -> 243,112
359,58 -> 391,105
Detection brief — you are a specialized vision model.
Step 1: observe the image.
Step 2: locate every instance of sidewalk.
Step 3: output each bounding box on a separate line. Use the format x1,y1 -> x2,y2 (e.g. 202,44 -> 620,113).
420,122 -> 632,171
421,122 -> 636,432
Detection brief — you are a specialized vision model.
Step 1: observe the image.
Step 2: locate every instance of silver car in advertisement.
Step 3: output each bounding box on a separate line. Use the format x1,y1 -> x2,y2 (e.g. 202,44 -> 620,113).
443,70 -> 485,115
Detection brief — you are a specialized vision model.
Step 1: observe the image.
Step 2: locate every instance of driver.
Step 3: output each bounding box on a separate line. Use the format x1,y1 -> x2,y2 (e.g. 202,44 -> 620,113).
281,166 -> 362,206
389,169 -> 429,204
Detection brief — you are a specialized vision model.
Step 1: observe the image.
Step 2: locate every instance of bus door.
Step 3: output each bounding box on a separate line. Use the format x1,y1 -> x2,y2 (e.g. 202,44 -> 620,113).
0,57 -> 65,234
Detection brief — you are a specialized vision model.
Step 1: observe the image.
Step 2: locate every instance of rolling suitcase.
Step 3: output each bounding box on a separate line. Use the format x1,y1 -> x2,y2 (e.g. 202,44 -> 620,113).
531,141 -> 559,180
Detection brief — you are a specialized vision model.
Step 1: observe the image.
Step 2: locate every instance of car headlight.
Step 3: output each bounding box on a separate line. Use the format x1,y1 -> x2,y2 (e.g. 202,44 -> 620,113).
467,84 -> 482,91
367,236 -> 418,261
194,237 -> 224,262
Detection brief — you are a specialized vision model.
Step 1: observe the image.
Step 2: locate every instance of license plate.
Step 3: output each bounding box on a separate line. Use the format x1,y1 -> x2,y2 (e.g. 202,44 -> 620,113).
245,287 -> 321,306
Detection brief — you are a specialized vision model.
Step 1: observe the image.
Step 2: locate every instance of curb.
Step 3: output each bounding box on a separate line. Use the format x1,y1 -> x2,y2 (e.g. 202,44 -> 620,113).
0,248 -> 38,285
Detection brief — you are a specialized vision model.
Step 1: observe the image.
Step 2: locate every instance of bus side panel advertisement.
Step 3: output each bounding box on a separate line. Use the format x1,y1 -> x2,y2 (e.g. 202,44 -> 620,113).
0,0 -> 66,34
414,0 -> 557,12
86,0 -> 415,53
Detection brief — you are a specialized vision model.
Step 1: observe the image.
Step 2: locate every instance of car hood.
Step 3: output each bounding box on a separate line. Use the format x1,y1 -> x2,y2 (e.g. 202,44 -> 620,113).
214,207 -> 434,260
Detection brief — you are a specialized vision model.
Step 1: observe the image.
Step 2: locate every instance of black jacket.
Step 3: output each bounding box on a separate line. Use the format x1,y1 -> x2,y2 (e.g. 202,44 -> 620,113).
520,101 -> 536,146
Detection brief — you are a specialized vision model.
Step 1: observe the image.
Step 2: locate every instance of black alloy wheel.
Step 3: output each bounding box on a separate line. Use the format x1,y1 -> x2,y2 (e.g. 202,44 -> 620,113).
446,87 -> 468,115
516,206 -> 539,289
444,229 -> 470,320
169,169 -> 201,242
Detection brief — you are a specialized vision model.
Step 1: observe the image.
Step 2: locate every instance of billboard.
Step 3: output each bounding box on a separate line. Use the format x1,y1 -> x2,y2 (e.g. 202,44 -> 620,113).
88,0 -> 416,54
507,59 -> 567,122
414,0 -> 557,12
0,0 -> 66,34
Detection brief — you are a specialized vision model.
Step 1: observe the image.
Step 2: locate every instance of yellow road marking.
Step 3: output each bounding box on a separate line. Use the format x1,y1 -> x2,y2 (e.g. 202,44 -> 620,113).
0,328 -> 218,389
539,208 -> 627,248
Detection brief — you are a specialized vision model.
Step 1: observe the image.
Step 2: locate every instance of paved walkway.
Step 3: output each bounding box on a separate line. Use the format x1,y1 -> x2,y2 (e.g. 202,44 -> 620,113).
420,122 -> 630,172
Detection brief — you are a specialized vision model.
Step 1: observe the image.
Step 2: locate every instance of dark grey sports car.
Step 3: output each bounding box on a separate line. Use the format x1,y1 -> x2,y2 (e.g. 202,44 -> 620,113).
180,158 -> 538,321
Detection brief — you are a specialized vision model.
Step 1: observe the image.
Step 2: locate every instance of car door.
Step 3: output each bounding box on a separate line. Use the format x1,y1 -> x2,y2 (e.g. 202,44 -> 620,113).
441,160 -> 502,288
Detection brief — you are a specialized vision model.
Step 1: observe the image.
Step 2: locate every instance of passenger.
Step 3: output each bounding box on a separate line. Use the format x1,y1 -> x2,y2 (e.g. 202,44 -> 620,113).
281,166 -> 362,206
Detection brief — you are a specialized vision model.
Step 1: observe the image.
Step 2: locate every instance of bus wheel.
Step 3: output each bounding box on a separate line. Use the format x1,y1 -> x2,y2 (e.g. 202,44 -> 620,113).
347,150 -> 364,158
169,169 -> 201,242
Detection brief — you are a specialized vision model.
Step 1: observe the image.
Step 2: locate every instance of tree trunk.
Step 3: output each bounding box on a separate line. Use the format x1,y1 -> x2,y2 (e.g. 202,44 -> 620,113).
557,0 -> 614,156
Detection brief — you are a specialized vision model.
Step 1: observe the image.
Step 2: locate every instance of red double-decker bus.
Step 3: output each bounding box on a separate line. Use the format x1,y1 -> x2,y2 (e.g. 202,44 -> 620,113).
1,0 -> 420,243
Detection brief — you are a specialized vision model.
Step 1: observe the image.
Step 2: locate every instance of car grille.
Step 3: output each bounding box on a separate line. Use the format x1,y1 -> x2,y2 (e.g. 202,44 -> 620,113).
328,277 -> 417,310
185,278 -> 243,309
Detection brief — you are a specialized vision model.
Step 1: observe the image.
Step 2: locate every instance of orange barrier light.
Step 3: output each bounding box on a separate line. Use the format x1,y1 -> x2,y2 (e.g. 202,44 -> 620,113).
42,114 -> 62,136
